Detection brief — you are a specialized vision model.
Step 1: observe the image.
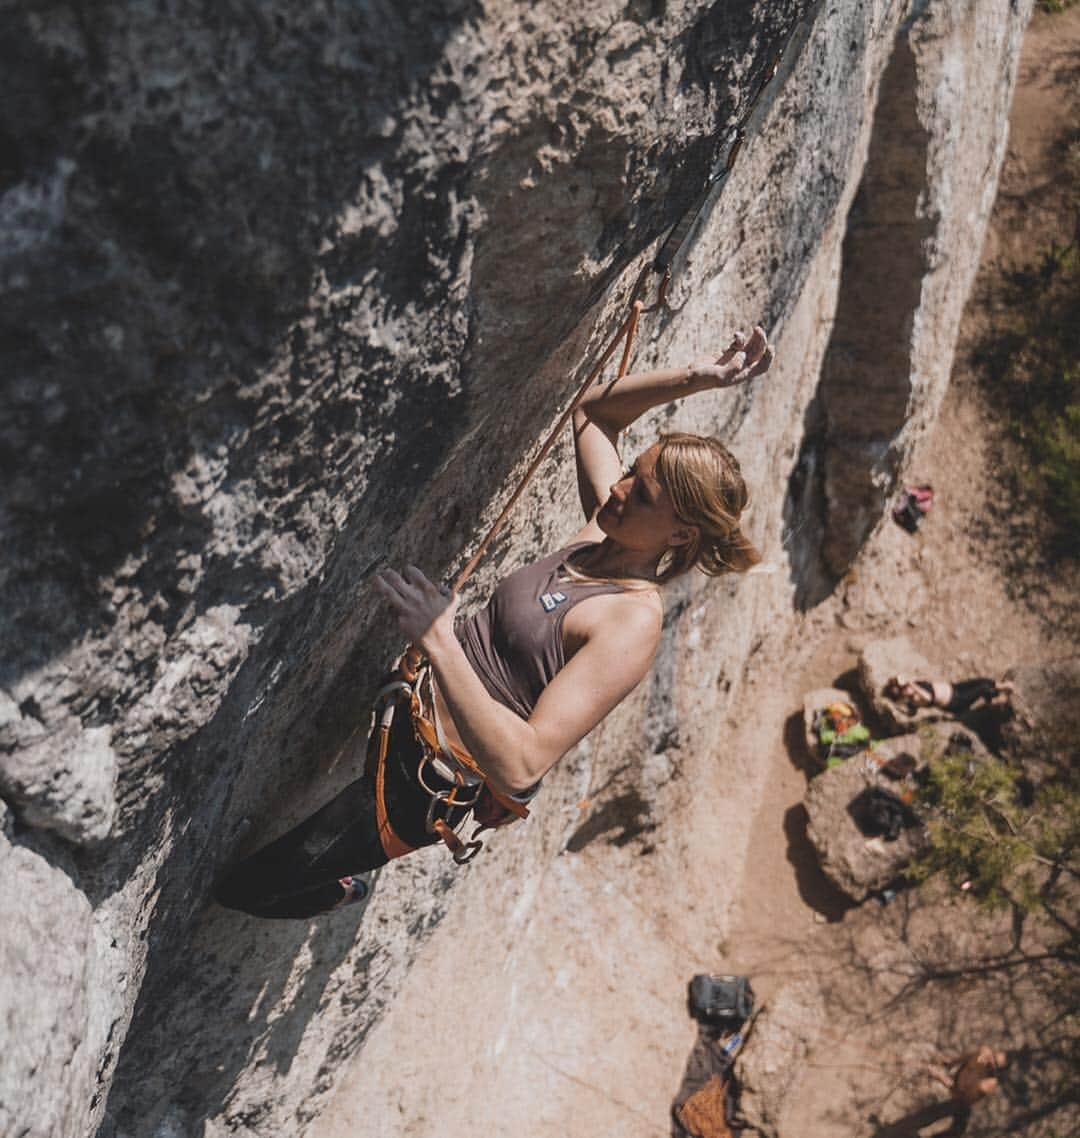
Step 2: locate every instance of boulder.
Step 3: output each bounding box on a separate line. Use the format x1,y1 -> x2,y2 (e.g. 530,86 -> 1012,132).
735,981 -> 825,1138
805,742 -> 927,902
802,688 -> 859,772
858,636 -> 947,731
916,721 -> 996,768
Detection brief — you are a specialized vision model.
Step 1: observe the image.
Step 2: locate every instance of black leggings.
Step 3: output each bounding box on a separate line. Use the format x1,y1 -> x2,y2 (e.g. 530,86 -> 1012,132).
945,678 -> 998,713
214,705 -> 471,919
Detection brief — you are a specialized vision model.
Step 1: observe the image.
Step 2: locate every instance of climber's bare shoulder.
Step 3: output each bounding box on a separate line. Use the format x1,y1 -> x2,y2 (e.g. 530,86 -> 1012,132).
561,585 -> 662,669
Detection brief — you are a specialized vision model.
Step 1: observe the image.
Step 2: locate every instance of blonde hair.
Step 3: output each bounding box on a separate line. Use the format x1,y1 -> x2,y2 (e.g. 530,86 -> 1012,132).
653,432 -> 761,582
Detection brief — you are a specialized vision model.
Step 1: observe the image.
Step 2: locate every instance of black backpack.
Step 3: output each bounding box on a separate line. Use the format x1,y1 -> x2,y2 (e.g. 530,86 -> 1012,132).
848,786 -> 920,841
688,974 -> 755,1029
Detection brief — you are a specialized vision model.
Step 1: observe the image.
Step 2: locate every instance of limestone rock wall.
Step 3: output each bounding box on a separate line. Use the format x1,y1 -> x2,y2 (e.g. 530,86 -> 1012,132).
0,1 -> 1031,1136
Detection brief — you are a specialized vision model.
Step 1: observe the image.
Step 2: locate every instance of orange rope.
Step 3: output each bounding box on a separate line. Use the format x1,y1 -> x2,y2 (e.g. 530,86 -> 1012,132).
615,299 -> 643,381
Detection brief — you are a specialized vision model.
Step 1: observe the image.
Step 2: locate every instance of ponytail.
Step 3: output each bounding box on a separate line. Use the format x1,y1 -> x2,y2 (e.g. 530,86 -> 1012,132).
654,433 -> 761,582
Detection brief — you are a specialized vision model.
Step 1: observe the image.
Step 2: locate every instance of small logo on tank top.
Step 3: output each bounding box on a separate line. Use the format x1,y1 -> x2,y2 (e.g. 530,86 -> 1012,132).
539,590 -> 567,612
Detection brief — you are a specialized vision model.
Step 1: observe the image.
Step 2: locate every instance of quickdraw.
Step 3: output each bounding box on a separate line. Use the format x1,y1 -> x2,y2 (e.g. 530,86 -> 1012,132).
653,1 -> 819,279
371,3 -> 815,866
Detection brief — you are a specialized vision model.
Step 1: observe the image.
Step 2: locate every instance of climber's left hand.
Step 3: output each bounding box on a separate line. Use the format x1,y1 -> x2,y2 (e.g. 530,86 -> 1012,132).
373,565 -> 459,650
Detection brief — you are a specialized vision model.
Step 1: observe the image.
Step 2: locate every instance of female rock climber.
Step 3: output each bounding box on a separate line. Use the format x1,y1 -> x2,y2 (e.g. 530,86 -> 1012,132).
215,326 -> 773,918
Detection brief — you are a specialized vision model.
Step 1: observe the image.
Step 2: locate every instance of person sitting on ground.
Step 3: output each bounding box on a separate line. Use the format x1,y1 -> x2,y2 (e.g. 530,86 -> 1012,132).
215,327 -> 773,919
927,1045 -> 1008,1136
884,675 -> 1014,717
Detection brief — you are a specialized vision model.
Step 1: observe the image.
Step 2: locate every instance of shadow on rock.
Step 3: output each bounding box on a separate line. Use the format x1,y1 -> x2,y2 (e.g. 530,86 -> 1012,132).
565,786 -> 659,853
782,803 -> 856,922
783,708 -> 820,779
868,1099 -> 960,1137
103,889 -> 373,1137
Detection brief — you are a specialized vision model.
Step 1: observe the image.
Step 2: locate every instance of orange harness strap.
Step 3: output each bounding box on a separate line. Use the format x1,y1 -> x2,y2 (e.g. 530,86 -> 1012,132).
408,699 -> 529,822
369,716 -> 415,861
365,678 -> 529,864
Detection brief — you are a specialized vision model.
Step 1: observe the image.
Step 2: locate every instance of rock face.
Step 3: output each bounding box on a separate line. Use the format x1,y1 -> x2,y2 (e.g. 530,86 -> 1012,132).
0,1 -> 1033,1136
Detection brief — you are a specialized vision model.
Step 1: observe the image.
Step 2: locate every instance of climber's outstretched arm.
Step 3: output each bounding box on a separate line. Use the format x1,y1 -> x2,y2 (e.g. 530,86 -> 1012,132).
571,326 -> 772,520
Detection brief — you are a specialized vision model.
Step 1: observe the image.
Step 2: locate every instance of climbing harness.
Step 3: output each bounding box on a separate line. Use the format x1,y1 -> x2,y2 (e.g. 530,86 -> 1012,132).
365,664 -> 531,864
369,4 -> 816,867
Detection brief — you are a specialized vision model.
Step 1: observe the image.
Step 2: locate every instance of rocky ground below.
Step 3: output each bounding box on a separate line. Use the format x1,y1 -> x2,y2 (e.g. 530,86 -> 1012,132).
721,8 -> 1080,1134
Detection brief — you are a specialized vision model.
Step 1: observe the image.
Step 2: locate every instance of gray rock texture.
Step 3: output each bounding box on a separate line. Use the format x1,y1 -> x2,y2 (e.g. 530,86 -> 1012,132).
0,804 -> 97,1138
0,0 -> 1033,1136
0,692 -> 118,844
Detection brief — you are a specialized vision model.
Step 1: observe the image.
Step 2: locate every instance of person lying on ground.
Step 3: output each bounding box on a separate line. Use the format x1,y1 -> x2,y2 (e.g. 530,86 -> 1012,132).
883,676 -> 1014,716
215,327 -> 773,919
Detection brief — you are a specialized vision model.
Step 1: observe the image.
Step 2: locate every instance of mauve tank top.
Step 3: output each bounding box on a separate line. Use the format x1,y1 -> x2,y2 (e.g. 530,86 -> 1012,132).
458,542 -> 630,720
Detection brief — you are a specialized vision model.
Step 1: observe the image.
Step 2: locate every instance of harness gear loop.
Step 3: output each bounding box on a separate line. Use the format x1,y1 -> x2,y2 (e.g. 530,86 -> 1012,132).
367,660 -> 529,863
432,818 -> 484,864
369,700 -> 415,861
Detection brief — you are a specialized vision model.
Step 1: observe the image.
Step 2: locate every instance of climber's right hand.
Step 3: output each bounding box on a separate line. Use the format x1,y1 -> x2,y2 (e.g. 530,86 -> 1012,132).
690,325 -> 773,388
373,565 -> 459,652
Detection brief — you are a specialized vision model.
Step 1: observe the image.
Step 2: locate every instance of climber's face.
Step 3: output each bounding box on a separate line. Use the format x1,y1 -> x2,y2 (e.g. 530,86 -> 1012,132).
596,444 -> 694,552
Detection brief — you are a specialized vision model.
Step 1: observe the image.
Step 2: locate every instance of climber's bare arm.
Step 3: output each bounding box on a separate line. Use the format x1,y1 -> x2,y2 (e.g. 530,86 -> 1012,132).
373,568 -> 660,795
571,326 -> 773,521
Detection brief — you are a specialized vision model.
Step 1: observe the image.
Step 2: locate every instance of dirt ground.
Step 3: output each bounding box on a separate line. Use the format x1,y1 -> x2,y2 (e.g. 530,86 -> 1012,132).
723,7 -> 1080,1135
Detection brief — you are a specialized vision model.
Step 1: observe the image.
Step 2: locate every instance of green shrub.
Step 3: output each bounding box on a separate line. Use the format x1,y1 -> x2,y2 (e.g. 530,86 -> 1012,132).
908,736 -> 1079,920
908,747 -> 1032,909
